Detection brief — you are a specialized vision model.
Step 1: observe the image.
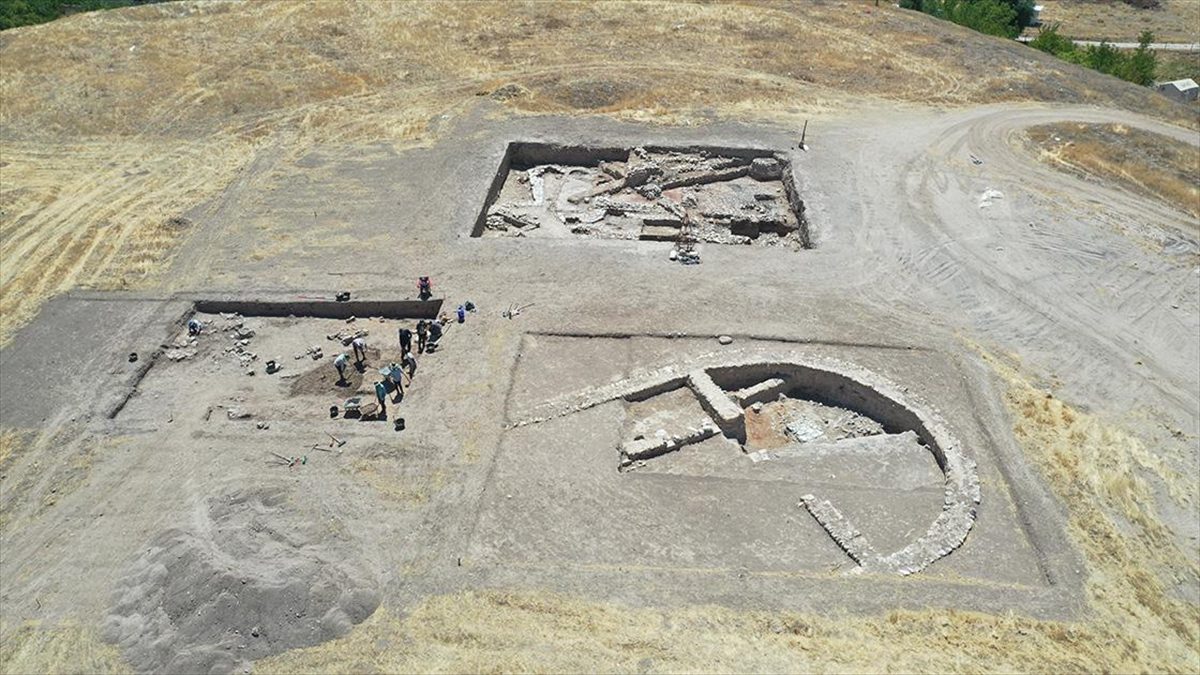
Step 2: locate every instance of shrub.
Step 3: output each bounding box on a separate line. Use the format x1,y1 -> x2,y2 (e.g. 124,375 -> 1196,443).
0,0 -> 150,31
1028,22 -> 1076,57
1029,24 -> 1158,87
901,0 -> 1029,40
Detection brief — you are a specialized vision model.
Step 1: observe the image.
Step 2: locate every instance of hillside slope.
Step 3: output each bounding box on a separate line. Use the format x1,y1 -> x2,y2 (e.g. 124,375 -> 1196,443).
1,0 -> 1196,344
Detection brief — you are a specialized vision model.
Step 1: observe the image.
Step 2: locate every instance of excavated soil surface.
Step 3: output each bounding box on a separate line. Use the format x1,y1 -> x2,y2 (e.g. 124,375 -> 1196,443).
103,487 -> 379,673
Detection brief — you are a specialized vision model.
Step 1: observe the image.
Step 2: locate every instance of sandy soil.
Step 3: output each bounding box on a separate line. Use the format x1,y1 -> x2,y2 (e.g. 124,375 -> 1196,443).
1,1 -> 1198,674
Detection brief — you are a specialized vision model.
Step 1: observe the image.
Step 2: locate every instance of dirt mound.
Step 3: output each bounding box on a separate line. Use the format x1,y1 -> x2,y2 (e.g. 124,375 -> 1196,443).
288,348 -> 382,398
103,487 -> 379,673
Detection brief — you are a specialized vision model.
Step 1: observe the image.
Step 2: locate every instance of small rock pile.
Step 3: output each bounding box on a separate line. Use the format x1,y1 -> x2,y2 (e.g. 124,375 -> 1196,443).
218,313 -> 259,375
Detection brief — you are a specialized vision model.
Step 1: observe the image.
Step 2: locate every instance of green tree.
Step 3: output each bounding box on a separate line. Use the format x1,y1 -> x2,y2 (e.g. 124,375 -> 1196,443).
944,0 -> 1020,39
1083,41 -> 1124,77
1029,22 -> 1078,58
1119,30 -> 1158,86
0,0 -> 151,31
901,0 -> 1023,39
1003,0 -> 1038,28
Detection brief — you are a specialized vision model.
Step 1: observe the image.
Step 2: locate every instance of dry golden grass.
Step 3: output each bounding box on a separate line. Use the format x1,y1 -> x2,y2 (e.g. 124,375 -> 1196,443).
1029,0 -> 1200,43
345,455 -> 445,505
1157,51 -> 1200,82
0,429 -> 19,470
0,138 -> 256,345
1026,122 -> 1200,221
0,620 -> 130,675
2,1 -> 1196,345
251,349 -> 1199,674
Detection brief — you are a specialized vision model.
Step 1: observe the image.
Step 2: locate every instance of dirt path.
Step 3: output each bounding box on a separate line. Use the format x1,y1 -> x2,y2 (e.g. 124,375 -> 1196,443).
828,103 -> 1198,498
1016,36 -> 1200,51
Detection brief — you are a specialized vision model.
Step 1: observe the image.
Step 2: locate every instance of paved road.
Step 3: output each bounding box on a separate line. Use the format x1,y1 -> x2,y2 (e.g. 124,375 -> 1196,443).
1017,36 -> 1200,51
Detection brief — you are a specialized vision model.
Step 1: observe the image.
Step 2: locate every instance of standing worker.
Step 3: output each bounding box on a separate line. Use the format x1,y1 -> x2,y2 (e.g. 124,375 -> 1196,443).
402,351 -> 417,378
333,353 -> 349,384
417,276 -> 432,300
374,380 -> 388,417
388,362 -> 409,400
416,320 -> 428,354
351,336 -> 367,364
399,326 -> 413,354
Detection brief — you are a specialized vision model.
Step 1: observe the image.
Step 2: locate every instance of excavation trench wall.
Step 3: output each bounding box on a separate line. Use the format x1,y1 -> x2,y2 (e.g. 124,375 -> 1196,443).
471,141 -> 809,244
194,298 -> 444,320
707,362 -> 945,471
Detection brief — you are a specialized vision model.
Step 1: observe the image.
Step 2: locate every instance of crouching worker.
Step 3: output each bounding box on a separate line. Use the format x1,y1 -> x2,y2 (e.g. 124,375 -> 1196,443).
187,318 -> 203,336
333,352 -> 349,384
426,319 -> 444,353
351,336 -> 367,364
399,326 -> 413,354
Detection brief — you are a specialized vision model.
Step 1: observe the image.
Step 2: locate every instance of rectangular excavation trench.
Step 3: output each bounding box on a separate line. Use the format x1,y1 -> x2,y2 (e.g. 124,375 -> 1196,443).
472,333 -> 1084,617
106,298 -> 444,419
194,298 -> 444,320
472,142 -> 811,249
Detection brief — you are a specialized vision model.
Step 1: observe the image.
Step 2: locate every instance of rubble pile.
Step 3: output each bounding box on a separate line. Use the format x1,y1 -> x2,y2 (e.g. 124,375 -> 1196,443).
326,328 -> 368,346
217,313 -> 259,374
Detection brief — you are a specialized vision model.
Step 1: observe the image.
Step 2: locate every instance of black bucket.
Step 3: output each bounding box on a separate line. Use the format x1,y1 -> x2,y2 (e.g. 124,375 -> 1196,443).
329,405 -> 339,418
394,417 -> 405,431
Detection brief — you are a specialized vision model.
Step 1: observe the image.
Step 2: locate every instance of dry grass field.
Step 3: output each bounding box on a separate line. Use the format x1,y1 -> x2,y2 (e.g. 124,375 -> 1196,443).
1026,122 -> 1200,222
1,0 -> 1196,346
1031,0 -> 1200,43
1157,51 -> 1200,83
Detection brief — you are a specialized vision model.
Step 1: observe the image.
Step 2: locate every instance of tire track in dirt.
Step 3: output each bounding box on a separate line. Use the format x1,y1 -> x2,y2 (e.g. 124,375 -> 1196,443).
0,139 -> 251,344
852,106 -> 1198,439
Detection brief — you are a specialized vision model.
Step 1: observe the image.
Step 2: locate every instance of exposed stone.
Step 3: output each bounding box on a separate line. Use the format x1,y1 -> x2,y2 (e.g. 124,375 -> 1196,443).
687,369 -> 744,441
784,418 -> 824,443
731,377 -> 786,406
636,183 -> 662,199
624,162 -> 661,187
799,496 -> 877,564
749,157 -> 782,180
717,335 -> 734,345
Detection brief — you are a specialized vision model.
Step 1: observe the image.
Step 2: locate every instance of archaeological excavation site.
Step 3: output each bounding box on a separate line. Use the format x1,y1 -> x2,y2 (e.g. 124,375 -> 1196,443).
3,2 -> 1198,673
475,143 -> 811,249
474,332 -> 1076,608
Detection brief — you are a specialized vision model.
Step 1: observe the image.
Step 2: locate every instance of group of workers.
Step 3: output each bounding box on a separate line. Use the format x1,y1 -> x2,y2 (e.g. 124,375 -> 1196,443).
332,314 -> 451,417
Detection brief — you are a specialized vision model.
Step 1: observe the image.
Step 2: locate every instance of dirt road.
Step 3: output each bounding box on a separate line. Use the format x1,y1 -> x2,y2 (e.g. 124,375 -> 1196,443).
1017,36 -> 1200,51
